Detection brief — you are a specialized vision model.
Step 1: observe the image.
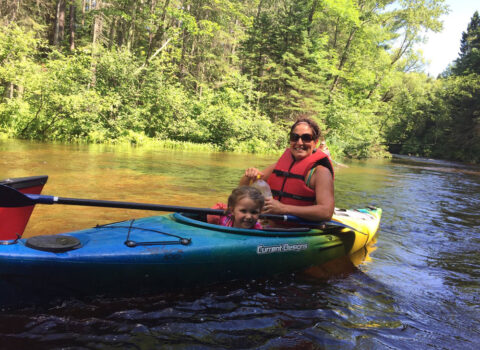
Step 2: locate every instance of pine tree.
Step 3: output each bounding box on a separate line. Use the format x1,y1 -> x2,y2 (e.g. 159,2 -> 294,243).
452,11 -> 480,75
240,0 -> 332,122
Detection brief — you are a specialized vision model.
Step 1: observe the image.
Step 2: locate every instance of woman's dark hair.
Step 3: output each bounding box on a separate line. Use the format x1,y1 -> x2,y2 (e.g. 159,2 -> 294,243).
227,186 -> 264,212
290,116 -> 321,141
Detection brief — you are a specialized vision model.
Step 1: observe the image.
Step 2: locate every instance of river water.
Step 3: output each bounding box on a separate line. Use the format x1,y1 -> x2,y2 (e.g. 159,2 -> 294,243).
0,139 -> 479,349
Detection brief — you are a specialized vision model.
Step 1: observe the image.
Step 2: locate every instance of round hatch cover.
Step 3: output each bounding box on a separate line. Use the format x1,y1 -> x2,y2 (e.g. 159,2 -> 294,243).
26,235 -> 81,252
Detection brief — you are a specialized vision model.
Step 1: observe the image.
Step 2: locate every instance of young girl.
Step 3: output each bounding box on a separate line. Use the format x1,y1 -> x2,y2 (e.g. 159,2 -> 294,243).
208,186 -> 264,229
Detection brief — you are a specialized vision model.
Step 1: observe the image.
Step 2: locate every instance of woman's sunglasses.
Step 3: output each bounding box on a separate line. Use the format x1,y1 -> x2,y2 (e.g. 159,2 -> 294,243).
290,133 -> 315,142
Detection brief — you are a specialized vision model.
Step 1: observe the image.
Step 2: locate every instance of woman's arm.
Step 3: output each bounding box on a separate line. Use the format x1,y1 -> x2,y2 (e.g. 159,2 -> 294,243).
239,164 -> 276,186
263,166 -> 334,221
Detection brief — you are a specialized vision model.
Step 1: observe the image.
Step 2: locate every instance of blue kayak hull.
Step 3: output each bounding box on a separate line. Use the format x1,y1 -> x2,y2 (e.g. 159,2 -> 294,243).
0,209 -> 381,307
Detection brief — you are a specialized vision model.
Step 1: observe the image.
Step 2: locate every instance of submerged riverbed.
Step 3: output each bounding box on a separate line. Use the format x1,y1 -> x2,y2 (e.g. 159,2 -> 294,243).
0,140 -> 479,349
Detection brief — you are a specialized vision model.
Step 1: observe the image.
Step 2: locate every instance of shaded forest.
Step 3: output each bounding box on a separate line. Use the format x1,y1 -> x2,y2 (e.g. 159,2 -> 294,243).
0,1 -> 478,161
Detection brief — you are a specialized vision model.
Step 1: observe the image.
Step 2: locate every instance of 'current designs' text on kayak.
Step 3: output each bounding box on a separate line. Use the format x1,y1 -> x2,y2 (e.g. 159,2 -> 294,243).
256,243 -> 308,254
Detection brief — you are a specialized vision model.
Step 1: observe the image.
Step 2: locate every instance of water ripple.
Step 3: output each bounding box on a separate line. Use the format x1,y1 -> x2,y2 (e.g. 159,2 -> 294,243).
1,143 -> 479,349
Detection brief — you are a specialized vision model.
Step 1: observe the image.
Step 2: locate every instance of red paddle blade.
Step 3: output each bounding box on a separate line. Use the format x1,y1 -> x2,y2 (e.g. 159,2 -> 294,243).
0,176 -> 48,240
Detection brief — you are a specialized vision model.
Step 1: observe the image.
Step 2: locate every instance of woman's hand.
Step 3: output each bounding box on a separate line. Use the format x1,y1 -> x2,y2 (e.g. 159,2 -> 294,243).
244,167 -> 262,179
240,167 -> 263,185
262,197 -> 284,214
239,164 -> 275,186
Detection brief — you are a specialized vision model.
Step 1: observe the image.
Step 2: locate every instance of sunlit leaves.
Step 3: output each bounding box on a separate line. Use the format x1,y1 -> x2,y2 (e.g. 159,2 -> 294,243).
0,0 -> 458,158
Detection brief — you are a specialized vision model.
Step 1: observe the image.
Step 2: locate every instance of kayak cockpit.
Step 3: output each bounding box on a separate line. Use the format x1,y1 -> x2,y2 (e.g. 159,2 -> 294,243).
172,212 -> 327,237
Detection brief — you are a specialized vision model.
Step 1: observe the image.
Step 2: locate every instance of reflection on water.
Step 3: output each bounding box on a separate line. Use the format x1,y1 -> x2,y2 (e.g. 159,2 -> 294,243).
0,140 -> 276,236
1,140 -> 479,349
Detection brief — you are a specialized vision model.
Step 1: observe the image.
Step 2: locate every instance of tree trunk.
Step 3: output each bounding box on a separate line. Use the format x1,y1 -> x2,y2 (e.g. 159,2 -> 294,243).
332,17 -> 340,49
54,0 -> 66,46
17,84 -> 24,99
330,26 -> 357,92
307,0 -> 318,34
90,0 -> 103,88
256,0 -> 265,19
81,0 -> 86,26
146,0 -> 158,61
8,83 -> 14,99
117,19 -> 125,47
109,17 -> 116,49
69,3 -> 76,51
53,1 -> 61,45
14,0 -> 20,22
127,2 -> 137,51
179,2 -> 190,79
151,0 -> 172,58
92,0 -> 103,47
230,18 -> 239,60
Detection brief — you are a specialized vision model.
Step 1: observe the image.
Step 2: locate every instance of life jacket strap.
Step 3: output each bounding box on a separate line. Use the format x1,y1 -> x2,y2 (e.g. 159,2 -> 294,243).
271,190 -> 316,202
272,169 -> 305,180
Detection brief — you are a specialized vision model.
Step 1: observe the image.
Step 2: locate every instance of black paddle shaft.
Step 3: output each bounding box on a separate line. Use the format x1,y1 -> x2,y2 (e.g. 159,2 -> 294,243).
0,184 -> 291,221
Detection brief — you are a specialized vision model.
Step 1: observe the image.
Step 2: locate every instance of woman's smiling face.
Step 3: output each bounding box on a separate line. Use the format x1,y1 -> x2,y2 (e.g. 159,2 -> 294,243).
289,122 -> 318,160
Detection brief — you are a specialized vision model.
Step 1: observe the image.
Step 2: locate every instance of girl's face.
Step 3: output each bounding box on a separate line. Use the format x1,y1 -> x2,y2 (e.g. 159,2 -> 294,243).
231,197 -> 261,229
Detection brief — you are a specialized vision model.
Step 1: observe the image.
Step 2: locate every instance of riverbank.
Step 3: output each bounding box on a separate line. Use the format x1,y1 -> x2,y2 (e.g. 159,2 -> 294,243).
1,133 -> 393,165
1,132 -> 355,157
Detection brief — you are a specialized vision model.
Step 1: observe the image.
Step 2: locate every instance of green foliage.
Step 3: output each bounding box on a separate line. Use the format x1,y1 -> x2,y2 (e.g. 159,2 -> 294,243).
158,74 -> 284,152
382,72 -> 436,148
434,75 -> 480,162
0,24 -> 42,97
385,10 -> 480,163
9,49 -> 102,141
2,0 -> 461,160
452,11 -> 480,76
240,0 -> 336,121
385,73 -> 480,162
326,93 -> 388,158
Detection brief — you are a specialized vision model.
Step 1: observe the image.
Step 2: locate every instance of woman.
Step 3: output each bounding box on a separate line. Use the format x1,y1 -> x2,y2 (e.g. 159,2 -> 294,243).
239,117 -> 334,222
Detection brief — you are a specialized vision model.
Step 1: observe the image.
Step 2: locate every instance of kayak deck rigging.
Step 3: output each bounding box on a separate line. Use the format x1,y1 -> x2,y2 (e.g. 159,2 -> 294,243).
97,219 -> 192,247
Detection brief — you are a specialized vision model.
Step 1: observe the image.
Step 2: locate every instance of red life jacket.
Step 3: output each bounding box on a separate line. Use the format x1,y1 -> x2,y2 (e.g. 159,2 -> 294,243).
267,148 -> 333,206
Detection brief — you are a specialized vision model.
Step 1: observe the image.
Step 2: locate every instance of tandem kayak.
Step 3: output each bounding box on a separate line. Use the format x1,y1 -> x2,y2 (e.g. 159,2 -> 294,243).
0,176 -> 381,307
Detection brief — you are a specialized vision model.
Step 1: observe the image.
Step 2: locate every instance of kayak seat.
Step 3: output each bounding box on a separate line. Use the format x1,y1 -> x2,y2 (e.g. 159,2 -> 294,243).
260,227 -> 311,232
182,212 -> 208,222
177,212 -> 312,233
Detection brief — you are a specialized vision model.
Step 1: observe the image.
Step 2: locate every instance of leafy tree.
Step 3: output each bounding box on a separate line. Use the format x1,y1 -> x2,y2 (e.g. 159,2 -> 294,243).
438,75 -> 480,162
383,73 -> 440,155
385,10 -> 480,163
1,0 -> 459,159
0,24 -> 42,103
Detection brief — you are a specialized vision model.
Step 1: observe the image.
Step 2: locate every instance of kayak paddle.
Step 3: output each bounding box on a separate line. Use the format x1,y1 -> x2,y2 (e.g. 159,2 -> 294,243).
0,184 -> 308,223
0,184 -> 363,231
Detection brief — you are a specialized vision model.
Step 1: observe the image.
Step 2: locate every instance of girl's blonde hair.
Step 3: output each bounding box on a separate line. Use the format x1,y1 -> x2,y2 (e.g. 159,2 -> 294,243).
227,186 -> 264,212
